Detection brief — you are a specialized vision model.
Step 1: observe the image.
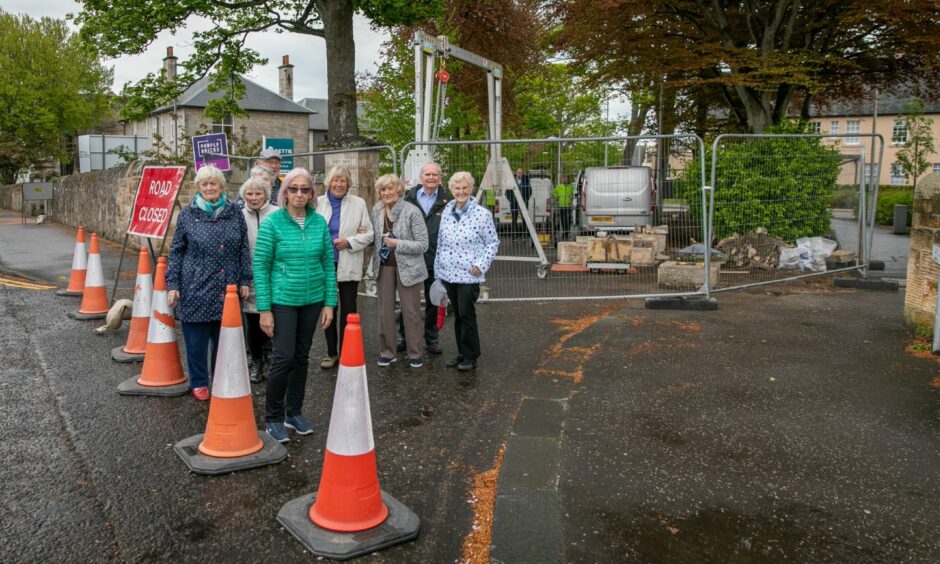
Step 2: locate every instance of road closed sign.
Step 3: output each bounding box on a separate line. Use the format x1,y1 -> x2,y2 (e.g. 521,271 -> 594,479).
128,166 -> 187,238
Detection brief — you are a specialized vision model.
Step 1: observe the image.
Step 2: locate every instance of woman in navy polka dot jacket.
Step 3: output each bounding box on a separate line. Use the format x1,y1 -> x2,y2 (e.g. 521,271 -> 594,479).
167,165 -> 252,401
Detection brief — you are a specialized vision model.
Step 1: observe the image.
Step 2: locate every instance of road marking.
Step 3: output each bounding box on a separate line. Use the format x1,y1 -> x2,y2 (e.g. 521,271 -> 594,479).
0,276 -> 56,290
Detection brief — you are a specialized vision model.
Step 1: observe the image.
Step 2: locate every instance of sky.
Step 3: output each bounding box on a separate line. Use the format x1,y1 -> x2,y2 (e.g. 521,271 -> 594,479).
6,0 -> 628,121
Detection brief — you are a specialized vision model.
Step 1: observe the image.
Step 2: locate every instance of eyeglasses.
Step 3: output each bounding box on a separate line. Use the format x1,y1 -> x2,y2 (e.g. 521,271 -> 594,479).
287,186 -> 312,194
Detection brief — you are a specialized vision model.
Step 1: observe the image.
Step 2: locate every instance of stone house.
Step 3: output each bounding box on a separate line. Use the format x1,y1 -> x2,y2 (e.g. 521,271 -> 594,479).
807,91 -> 940,187
125,48 -> 314,171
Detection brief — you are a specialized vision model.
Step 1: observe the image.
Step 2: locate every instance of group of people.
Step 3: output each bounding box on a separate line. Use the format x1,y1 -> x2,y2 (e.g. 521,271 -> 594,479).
165,153 -> 499,443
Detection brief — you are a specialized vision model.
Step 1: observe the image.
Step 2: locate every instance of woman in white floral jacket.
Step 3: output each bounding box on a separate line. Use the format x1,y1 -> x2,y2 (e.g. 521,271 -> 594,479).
434,171 -> 499,371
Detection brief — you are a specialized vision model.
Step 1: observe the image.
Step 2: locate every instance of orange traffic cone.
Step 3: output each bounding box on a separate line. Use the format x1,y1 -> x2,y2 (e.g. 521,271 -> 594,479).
117,257 -> 189,396
277,313 -> 419,559
174,284 -> 288,475
112,247 -> 152,363
67,233 -> 109,320
56,226 -> 86,297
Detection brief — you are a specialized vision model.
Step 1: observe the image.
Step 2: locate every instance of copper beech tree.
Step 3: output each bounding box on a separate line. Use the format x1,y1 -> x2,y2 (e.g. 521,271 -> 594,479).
553,0 -> 940,134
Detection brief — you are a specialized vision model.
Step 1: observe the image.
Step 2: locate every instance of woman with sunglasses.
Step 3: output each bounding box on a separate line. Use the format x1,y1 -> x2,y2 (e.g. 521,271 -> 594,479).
253,168 -> 336,443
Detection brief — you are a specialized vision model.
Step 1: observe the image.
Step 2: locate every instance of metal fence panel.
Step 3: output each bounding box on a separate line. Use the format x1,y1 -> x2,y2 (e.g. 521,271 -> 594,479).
400,135 -> 708,301
706,134 -> 884,294
216,145 -> 398,203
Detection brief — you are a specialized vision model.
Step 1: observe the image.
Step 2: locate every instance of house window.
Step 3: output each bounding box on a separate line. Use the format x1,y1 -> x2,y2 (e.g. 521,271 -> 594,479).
892,118 -> 908,145
864,164 -> 878,185
212,114 -> 234,138
933,163 -> 940,174
845,120 -> 860,145
890,163 -> 906,186
808,121 -> 821,134
830,121 -> 839,135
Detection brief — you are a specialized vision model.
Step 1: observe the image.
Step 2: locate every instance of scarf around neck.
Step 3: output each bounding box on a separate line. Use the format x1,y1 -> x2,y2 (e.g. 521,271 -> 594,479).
195,192 -> 227,218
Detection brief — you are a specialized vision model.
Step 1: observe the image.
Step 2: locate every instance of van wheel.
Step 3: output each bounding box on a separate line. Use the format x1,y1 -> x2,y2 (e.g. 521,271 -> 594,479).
537,264 -> 549,279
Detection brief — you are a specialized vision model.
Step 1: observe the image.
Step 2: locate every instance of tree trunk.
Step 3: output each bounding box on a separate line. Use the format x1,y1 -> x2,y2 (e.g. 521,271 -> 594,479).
735,86 -> 772,133
320,0 -> 359,142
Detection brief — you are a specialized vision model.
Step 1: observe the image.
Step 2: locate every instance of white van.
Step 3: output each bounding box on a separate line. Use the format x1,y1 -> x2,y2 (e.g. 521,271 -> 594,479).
496,175 -> 553,227
574,166 -> 655,233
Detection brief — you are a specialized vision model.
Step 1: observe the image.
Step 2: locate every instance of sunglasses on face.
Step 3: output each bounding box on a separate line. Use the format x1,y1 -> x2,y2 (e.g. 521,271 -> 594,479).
287,186 -> 312,194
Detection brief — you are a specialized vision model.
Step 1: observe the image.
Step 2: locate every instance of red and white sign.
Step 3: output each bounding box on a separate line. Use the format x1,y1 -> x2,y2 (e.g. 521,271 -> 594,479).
128,166 -> 186,238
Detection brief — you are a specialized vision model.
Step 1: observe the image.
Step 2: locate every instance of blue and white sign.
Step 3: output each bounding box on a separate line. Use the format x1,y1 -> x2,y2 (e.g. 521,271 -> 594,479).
262,137 -> 294,172
192,133 -> 230,171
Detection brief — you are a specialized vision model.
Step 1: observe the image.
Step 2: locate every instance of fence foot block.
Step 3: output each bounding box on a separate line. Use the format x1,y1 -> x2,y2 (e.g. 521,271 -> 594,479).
833,278 -> 898,291
645,297 -> 718,311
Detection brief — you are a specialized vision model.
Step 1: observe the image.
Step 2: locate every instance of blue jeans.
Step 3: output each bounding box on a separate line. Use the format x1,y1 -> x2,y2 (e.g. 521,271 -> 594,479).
181,321 -> 221,389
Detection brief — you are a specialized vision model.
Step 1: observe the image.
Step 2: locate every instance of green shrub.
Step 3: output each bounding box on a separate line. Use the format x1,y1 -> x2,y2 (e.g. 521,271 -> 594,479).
831,184 -> 860,212
679,123 -> 841,242
875,188 -> 913,225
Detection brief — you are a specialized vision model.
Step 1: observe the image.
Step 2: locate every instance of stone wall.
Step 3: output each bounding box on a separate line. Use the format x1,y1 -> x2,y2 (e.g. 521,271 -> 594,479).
1,164 -> 230,251
2,151 -> 381,250
903,173 -> 940,331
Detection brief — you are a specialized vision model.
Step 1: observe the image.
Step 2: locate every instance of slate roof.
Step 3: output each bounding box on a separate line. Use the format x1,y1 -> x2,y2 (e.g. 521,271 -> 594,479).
808,88 -> 940,118
298,98 -> 369,131
153,75 -> 314,115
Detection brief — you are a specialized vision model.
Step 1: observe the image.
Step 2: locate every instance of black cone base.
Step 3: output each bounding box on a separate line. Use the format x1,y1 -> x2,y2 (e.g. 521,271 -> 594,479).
277,491 -> 420,560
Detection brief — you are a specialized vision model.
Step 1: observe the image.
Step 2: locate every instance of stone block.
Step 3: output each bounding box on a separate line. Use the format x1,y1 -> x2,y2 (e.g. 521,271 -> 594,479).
631,246 -> 656,266
827,250 -> 856,264
557,242 -> 589,266
588,238 -> 630,262
657,261 -> 718,289
631,232 -> 666,254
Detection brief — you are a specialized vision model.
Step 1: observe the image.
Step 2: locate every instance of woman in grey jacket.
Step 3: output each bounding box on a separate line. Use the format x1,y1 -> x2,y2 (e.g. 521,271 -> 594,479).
240,173 -> 277,383
370,173 -> 429,368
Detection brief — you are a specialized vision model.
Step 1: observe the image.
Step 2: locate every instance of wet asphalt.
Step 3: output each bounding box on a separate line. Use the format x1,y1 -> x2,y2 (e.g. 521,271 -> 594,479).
1,218 -> 938,562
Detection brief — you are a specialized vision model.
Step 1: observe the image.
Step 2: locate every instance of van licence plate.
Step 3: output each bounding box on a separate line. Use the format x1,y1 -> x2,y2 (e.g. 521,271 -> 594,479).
590,216 -> 614,223
502,214 -> 512,221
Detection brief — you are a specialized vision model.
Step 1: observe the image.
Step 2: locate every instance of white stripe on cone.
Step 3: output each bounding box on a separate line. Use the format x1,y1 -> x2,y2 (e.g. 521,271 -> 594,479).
147,291 -> 176,344
131,273 -> 153,317
85,253 -> 104,286
211,326 -> 251,399
325,364 -> 375,456
71,242 -> 87,270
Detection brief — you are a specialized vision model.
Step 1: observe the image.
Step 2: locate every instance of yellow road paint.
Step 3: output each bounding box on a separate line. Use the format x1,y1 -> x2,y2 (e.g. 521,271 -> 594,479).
0,276 -> 56,290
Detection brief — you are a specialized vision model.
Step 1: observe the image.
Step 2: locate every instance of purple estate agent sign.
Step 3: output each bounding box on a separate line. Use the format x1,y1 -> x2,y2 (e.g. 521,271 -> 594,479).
192,133 -> 230,171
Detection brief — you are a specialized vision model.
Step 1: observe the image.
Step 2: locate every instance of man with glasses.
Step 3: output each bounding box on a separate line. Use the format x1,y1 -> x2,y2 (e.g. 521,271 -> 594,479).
402,162 -> 450,355
257,147 -> 283,205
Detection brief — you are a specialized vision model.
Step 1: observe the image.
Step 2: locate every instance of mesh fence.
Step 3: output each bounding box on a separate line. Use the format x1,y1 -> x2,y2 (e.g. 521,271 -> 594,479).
401,135 -> 707,301
706,134 -> 883,292
221,146 -> 398,200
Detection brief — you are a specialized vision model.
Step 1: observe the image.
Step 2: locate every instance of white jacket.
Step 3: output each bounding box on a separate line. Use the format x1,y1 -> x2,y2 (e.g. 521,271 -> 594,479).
315,193 -> 374,282
242,203 -> 277,313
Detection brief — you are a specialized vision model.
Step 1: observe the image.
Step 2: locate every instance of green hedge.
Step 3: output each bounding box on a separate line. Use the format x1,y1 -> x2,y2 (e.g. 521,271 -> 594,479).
679,127 -> 841,242
875,188 -> 913,225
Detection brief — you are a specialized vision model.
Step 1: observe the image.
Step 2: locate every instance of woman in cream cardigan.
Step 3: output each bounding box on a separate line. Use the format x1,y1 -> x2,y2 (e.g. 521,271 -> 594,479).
315,165 -> 374,368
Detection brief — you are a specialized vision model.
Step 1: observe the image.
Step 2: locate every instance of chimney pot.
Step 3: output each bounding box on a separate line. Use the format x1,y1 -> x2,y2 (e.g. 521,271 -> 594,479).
163,46 -> 178,81
278,55 -> 294,99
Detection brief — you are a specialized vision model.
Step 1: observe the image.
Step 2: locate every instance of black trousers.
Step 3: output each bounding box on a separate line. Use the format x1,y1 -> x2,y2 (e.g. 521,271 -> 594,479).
244,312 -> 269,362
265,302 -> 322,422
443,282 -> 481,361
324,279 -> 359,357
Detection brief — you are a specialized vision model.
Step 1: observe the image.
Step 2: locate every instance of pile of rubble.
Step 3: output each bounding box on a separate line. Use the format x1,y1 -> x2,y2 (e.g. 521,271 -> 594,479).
716,228 -> 787,270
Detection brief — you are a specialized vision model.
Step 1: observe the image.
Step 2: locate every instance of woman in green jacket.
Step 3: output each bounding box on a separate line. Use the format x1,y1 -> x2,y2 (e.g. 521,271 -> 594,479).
253,167 -> 337,443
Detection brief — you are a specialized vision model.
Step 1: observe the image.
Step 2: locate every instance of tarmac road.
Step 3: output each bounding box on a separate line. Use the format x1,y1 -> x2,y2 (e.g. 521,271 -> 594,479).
1,218 -> 938,562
